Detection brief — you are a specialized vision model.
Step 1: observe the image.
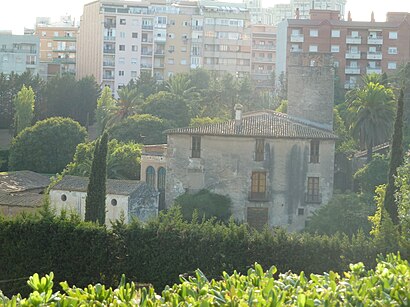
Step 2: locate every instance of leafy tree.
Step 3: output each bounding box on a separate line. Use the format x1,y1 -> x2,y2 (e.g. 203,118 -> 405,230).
354,154 -> 389,194
110,87 -> 143,123
75,76 -> 100,126
166,74 -> 200,118
347,82 -> 395,161
95,86 -> 115,135
65,139 -> 142,180
8,117 -> 86,173
134,71 -> 158,99
108,114 -> 168,145
395,154 -> 410,238
305,193 -> 375,236
143,92 -> 190,127
174,189 -> 232,222
384,90 -> 405,225
13,85 -> 35,136
275,100 -> 288,113
85,132 -> 108,225
333,109 -> 357,155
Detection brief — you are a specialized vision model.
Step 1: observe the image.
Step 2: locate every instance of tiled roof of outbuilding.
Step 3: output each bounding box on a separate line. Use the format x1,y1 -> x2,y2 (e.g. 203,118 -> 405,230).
166,110 -> 337,139
52,175 -> 146,195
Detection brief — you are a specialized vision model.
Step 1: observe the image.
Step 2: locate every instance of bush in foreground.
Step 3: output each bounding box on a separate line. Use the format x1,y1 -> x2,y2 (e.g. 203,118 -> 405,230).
1,254 -> 408,306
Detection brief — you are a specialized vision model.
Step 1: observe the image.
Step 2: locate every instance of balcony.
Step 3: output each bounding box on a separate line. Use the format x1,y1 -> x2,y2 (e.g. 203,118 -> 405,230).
103,61 -> 115,67
290,34 -> 304,43
253,44 -> 275,51
346,36 -> 361,44
104,36 -> 116,41
142,25 -> 153,30
140,63 -> 152,69
103,75 -> 114,80
345,66 -> 361,74
53,58 -> 75,64
367,36 -> 383,44
305,193 -> 322,204
290,47 -> 303,53
253,57 -> 274,63
141,38 -> 153,44
344,81 -> 357,89
103,48 -> 115,54
104,22 -> 116,28
154,50 -> 165,56
366,67 -> 382,74
345,51 -> 360,59
192,25 -> 203,31
367,52 -> 382,60
141,51 -> 153,56
154,36 -> 166,43
248,191 -> 269,202
154,63 -> 164,68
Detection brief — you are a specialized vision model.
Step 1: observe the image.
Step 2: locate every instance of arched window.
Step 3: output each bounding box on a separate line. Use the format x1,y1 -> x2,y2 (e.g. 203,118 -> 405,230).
146,166 -> 155,188
157,167 -> 166,191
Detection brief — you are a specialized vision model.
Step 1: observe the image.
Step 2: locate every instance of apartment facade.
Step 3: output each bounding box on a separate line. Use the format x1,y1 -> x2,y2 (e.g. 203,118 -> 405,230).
35,17 -> 78,78
0,32 -> 40,75
276,10 -> 410,89
251,24 -> 276,90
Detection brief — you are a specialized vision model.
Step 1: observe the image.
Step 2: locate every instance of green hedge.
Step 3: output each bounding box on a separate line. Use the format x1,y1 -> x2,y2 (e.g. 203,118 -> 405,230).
0,209 -> 406,297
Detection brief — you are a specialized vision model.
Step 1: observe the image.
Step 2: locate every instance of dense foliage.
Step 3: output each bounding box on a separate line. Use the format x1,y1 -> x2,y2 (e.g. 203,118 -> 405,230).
0,208 -> 406,297
1,254 -> 408,306
354,154 -> 389,194
65,139 -> 142,180
85,132 -> 108,225
13,85 -> 35,136
174,189 -> 232,222
305,193 -> 375,236
8,117 -> 87,174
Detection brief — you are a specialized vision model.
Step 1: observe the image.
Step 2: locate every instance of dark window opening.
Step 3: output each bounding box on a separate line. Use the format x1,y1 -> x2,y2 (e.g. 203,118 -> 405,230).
310,140 -> 319,163
250,171 -> 267,201
146,166 -> 155,188
255,139 -> 265,161
306,177 -> 321,203
191,136 -> 201,158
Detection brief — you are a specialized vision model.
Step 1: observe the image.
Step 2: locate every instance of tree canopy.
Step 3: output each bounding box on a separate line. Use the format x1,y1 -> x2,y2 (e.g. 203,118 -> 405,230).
9,117 -> 87,174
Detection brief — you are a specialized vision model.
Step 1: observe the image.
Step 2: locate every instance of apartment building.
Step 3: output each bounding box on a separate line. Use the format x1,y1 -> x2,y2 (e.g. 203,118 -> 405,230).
0,32 -> 40,75
200,2 -> 252,77
276,10 -> 410,89
250,24 -> 276,90
35,16 -> 78,78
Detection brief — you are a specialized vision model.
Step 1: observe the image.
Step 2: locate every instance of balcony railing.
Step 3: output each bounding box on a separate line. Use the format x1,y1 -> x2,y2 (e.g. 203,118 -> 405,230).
154,63 -> 164,68
290,48 -> 303,53
253,44 -> 275,51
345,51 -> 360,59
253,57 -> 274,62
367,52 -> 382,60
103,61 -> 115,67
104,22 -> 116,28
367,36 -> 383,44
192,25 -> 203,31
305,193 -> 322,204
140,63 -> 152,69
142,25 -> 153,30
290,34 -> 304,43
104,36 -> 116,41
366,67 -> 382,74
154,37 -> 166,42
103,49 -> 115,54
141,38 -> 153,43
141,51 -> 153,55
154,50 -> 165,55
0,48 -> 37,54
346,36 -> 361,44
345,66 -> 361,74
103,75 -> 114,80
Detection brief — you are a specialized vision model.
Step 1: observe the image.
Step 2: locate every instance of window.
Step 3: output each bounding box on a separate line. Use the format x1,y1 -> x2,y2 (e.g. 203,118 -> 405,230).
119,44 -> 125,51
306,177 -> 320,203
47,42 -> 52,48
119,57 -> 125,64
250,172 -> 267,201
131,70 -> 137,78
331,29 -> 340,38
111,199 -> 117,206
132,32 -> 138,38
388,47 -> 398,54
61,194 -> 67,201
158,167 -> 166,210
131,58 -> 137,64
120,19 -> 126,25
191,136 -> 201,158
255,139 -> 264,161
309,45 -> 318,52
351,31 -> 359,38
180,59 -> 187,65
132,45 -> 138,52
310,29 -> 318,37
389,31 -> 398,39
331,45 -> 339,53
120,31 -> 125,38
181,46 -> 187,52
168,33 -> 175,39
388,62 -> 397,70
54,31 -> 59,37
146,166 -> 155,188
333,60 -> 339,68
168,58 -> 174,64
119,70 -> 124,76
297,208 -> 305,216
310,140 -> 319,163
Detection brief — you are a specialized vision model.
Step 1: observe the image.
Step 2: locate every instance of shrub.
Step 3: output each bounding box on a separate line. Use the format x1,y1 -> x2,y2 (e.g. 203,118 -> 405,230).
174,189 -> 232,222
354,154 -> 389,194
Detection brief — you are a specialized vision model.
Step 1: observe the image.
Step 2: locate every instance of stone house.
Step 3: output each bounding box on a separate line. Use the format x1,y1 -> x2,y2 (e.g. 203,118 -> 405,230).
50,175 -> 158,225
0,171 -> 50,217
165,54 -> 337,231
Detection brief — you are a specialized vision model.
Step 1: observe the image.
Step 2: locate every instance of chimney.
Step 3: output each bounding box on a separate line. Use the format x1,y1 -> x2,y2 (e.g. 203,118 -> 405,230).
295,7 -> 300,19
234,104 -> 243,128
348,11 -> 352,21
371,11 -> 375,22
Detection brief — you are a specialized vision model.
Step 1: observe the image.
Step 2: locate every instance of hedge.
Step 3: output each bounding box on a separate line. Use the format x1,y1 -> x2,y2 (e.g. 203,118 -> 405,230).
0,208 -> 406,297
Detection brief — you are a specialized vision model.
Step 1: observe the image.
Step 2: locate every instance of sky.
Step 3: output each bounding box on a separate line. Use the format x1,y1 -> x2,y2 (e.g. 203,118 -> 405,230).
1,0 -> 410,34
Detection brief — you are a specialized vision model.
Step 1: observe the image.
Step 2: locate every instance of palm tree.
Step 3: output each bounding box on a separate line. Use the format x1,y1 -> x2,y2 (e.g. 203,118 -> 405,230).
110,87 -> 143,125
166,73 -> 200,117
348,82 -> 396,161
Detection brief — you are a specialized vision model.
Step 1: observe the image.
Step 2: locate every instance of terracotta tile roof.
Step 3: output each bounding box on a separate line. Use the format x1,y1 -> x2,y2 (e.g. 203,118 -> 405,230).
0,171 -> 51,193
166,110 -> 337,139
52,175 -> 146,195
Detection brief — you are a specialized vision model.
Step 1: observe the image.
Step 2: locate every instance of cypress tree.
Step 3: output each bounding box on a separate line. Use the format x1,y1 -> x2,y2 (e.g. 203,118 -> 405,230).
384,89 -> 404,225
85,132 -> 108,225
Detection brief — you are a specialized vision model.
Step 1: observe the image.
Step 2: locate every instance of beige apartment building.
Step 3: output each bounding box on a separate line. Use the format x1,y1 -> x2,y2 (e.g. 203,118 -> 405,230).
251,24 -> 276,90
77,0 -> 264,94
276,10 -> 410,89
35,17 -> 78,78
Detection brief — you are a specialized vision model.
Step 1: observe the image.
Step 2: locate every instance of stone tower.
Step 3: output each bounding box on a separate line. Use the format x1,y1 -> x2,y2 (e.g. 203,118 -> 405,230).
287,53 -> 334,131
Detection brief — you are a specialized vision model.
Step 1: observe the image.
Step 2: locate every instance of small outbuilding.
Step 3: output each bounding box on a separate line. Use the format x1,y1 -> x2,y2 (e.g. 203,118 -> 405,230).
50,175 -> 159,225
